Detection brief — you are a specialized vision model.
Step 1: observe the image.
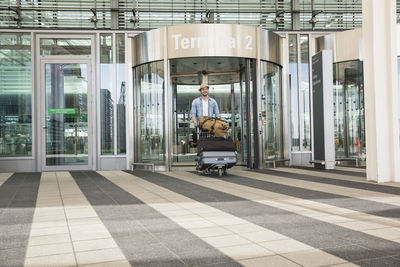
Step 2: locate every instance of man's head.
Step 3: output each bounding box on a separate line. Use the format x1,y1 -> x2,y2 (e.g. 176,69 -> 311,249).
199,83 -> 209,97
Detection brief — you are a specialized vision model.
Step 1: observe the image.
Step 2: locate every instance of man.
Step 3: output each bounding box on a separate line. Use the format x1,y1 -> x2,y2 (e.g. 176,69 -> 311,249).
190,83 -> 220,127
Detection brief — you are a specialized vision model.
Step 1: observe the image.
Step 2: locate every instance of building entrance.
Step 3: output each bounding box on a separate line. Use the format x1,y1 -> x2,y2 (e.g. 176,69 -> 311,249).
171,57 -> 251,166
131,24 -> 284,171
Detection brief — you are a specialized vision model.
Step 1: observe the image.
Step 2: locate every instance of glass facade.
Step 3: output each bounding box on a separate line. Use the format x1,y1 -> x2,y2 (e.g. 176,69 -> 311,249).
300,35 -> 311,150
333,60 -> 365,159
40,38 -> 91,56
100,33 -> 126,155
116,34 -> 126,154
289,33 -> 311,154
0,1 -> 367,31
100,33 -> 114,155
133,61 -> 165,164
0,33 -> 32,157
289,34 -> 299,151
261,61 -> 283,161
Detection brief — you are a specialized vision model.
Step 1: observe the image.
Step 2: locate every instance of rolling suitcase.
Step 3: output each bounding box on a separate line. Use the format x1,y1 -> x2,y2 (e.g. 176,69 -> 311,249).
195,128 -> 237,176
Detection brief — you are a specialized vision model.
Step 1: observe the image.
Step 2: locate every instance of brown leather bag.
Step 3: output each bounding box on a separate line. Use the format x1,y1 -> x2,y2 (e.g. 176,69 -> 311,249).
199,116 -> 229,137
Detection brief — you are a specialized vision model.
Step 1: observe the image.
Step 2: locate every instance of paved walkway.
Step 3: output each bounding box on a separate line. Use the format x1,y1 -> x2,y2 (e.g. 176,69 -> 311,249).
2,167 -> 400,266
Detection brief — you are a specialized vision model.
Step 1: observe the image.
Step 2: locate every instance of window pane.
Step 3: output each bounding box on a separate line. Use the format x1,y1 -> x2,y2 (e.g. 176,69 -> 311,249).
289,34 -> 299,151
261,61 -> 282,160
0,33 -> 32,157
40,38 -> 91,55
134,61 -> 165,164
116,33 -> 126,154
300,34 -> 311,150
45,63 -> 88,165
333,60 -> 365,159
100,34 -> 114,154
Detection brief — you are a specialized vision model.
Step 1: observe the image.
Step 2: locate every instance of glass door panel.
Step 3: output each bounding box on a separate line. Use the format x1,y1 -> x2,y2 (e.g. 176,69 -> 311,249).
260,61 -> 283,162
44,63 -> 89,166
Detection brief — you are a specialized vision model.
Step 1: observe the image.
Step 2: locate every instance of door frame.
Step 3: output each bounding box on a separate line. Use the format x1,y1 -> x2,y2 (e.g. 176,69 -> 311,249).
39,58 -> 94,171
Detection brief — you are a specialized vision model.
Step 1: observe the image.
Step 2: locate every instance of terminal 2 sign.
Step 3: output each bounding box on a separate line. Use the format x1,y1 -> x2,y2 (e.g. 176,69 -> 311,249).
167,24 -> 257,59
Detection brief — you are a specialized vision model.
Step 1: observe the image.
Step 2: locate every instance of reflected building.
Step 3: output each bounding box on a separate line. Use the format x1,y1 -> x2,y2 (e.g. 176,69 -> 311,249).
100,89 -> 114,154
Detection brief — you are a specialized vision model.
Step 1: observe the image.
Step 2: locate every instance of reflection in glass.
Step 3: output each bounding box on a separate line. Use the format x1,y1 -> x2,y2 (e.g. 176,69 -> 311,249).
333,60 -> 365,159
0,33 -> 32,157
289,34 -> 299,151
45,64 -> 88,165
116,33 -> 126,154
261,61 -> 282,160
40,38 -> 91,55
300,35 -> 311,151
134,61 -> 165,164
100,34 -> 114,154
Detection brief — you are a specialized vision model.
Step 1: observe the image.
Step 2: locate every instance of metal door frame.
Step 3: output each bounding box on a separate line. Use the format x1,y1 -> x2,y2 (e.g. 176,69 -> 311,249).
39,58 -> 94,171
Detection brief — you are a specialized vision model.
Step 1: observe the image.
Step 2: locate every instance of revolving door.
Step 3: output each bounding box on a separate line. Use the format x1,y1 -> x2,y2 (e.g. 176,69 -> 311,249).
131,24 -> 284,171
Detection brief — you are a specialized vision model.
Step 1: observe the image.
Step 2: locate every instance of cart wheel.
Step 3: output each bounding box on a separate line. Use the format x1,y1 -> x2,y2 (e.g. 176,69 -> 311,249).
218,168 -> 223,177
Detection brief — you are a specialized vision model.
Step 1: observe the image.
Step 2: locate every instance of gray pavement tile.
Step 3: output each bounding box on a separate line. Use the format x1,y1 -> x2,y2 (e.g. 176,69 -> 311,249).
127,170 -> 400,265
70,171 -> 237,266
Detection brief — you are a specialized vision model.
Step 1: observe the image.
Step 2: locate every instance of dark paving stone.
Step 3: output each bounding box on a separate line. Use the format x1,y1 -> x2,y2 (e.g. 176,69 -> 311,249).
221,171 -> 400,220
70,171 -> 238,267
354,256 -> 400,267
0,247 -> 27,267
256,168 -> 400,196
324,245 -> 386,262
127,170 -> 400,265
291,166 -> 366,177
0,173 -> 41,266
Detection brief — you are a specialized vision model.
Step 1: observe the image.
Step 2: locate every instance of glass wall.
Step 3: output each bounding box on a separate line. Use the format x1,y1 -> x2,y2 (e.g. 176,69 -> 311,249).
289,33 -> 311,155
0,33 -> 32,157
261,61 -> 283,161
333,60 -> 365,159
40,38 -> 91,55
100,33 -> 126,156
116,33 -> 126,154
100,34 -> 114,155
289,34 -> 299,151
300,35 -> 311,150
133,61 -> 165,164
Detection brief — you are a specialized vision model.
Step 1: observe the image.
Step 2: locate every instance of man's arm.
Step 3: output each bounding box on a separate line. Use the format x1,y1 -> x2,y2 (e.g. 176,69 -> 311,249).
190,99 -> 198,126
214,100 -> 220,118
191,116 -> 198,127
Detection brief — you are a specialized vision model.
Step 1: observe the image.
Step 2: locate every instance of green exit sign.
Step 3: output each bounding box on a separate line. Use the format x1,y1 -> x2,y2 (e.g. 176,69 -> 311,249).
48,108 -> 76,114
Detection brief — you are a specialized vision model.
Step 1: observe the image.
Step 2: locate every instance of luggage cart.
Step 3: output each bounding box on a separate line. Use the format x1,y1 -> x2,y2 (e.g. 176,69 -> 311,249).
195,128 -> 237,177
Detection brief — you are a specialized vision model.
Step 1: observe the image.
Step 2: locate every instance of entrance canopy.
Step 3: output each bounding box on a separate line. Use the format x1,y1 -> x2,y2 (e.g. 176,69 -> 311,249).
131,24 -> 281,66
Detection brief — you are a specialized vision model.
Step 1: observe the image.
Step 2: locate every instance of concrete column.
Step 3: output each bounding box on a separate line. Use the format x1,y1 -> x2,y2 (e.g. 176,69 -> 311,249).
291,0 -> 300,31
363,0 -> 400,182
111,0 -> 119,30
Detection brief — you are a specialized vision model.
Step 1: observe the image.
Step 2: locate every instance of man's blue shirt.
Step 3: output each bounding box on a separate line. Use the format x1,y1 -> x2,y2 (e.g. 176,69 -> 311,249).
190,96 -> 220,123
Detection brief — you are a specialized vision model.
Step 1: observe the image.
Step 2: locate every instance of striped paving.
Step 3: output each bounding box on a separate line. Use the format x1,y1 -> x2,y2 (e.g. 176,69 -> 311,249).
3,167 -> 400,266
220,170 -> 400,220
70,171 -> 240,266
206,170 -> 400,242
25,172 -> 128,266
128,169 -> 400,266
0,172 -> 41,267
100,170 -> 347,266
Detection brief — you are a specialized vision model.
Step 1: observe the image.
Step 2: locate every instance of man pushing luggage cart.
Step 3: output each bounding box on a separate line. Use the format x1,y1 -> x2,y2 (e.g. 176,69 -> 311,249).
190,83 -> 237,176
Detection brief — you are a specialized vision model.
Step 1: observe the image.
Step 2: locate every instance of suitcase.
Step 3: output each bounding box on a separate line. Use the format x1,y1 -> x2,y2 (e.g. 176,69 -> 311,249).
197,137 -> 236,153
195,129 -> 237,176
